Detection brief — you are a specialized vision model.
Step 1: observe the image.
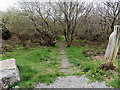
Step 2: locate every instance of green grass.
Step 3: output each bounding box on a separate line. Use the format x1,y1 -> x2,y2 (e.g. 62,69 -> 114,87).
56,36 -> 65,41
2,46 -> 61,88
66,45 -> 120,88
106,60 -> 120,88
0,54 -> 2,61
107,75 -> 120,88
2,42 -> 120,88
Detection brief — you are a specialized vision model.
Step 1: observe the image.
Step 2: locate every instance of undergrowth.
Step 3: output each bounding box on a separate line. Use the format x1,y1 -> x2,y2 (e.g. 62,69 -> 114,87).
66,45 -> 120,88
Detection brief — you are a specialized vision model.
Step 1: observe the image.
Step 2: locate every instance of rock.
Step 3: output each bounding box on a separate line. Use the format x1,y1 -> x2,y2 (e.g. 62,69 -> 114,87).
0,58 -> 20,89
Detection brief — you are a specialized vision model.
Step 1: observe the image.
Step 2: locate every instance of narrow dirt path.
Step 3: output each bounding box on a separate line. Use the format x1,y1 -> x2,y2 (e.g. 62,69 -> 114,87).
58,41 -> 72,74
36,41 -> 112,88
58,41 -> 81,74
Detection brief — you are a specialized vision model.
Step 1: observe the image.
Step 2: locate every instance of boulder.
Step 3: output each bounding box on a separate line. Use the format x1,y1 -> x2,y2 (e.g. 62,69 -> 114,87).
0,58 -> 20,89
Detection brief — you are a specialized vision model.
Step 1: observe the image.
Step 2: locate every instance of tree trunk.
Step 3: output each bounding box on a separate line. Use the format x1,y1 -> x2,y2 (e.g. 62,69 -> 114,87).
66,40 -> 72,47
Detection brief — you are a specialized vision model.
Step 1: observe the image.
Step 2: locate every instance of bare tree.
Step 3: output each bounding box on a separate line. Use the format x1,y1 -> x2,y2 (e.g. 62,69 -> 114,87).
97,0 -> 120,36
18,1 -> 61,46
53,2 -> 86,47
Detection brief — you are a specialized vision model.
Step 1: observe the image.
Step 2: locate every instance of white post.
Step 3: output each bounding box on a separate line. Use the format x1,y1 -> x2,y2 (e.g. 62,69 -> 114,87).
105,25 -> 120,63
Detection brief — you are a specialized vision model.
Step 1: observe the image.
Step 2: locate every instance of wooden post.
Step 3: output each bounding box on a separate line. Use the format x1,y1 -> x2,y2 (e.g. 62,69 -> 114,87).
105,25 -> 120,63
100,25 -> 120,71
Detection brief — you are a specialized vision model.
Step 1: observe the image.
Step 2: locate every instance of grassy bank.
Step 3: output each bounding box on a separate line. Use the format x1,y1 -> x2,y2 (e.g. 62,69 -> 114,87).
66,45 -> 120,88
2,46 -> 61,88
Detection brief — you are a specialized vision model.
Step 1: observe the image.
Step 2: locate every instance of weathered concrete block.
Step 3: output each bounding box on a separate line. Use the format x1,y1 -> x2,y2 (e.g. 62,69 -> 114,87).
0,58 -> 20,89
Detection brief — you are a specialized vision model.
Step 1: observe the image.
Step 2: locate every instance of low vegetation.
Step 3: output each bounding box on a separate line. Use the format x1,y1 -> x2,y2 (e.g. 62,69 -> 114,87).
1,0 -> 119,88
65,43 -> 120,88
1,39 -> 119,88
2,45 -> 61,88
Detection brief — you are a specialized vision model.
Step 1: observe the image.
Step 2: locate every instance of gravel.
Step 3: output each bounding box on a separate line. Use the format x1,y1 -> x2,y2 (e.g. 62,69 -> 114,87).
35,75 -> 112,88
35,42 -> 113,88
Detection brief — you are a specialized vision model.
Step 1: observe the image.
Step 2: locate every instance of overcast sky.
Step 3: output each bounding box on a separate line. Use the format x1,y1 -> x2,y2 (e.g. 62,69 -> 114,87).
0,0 -> 16,11
0,0 -> 118,11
